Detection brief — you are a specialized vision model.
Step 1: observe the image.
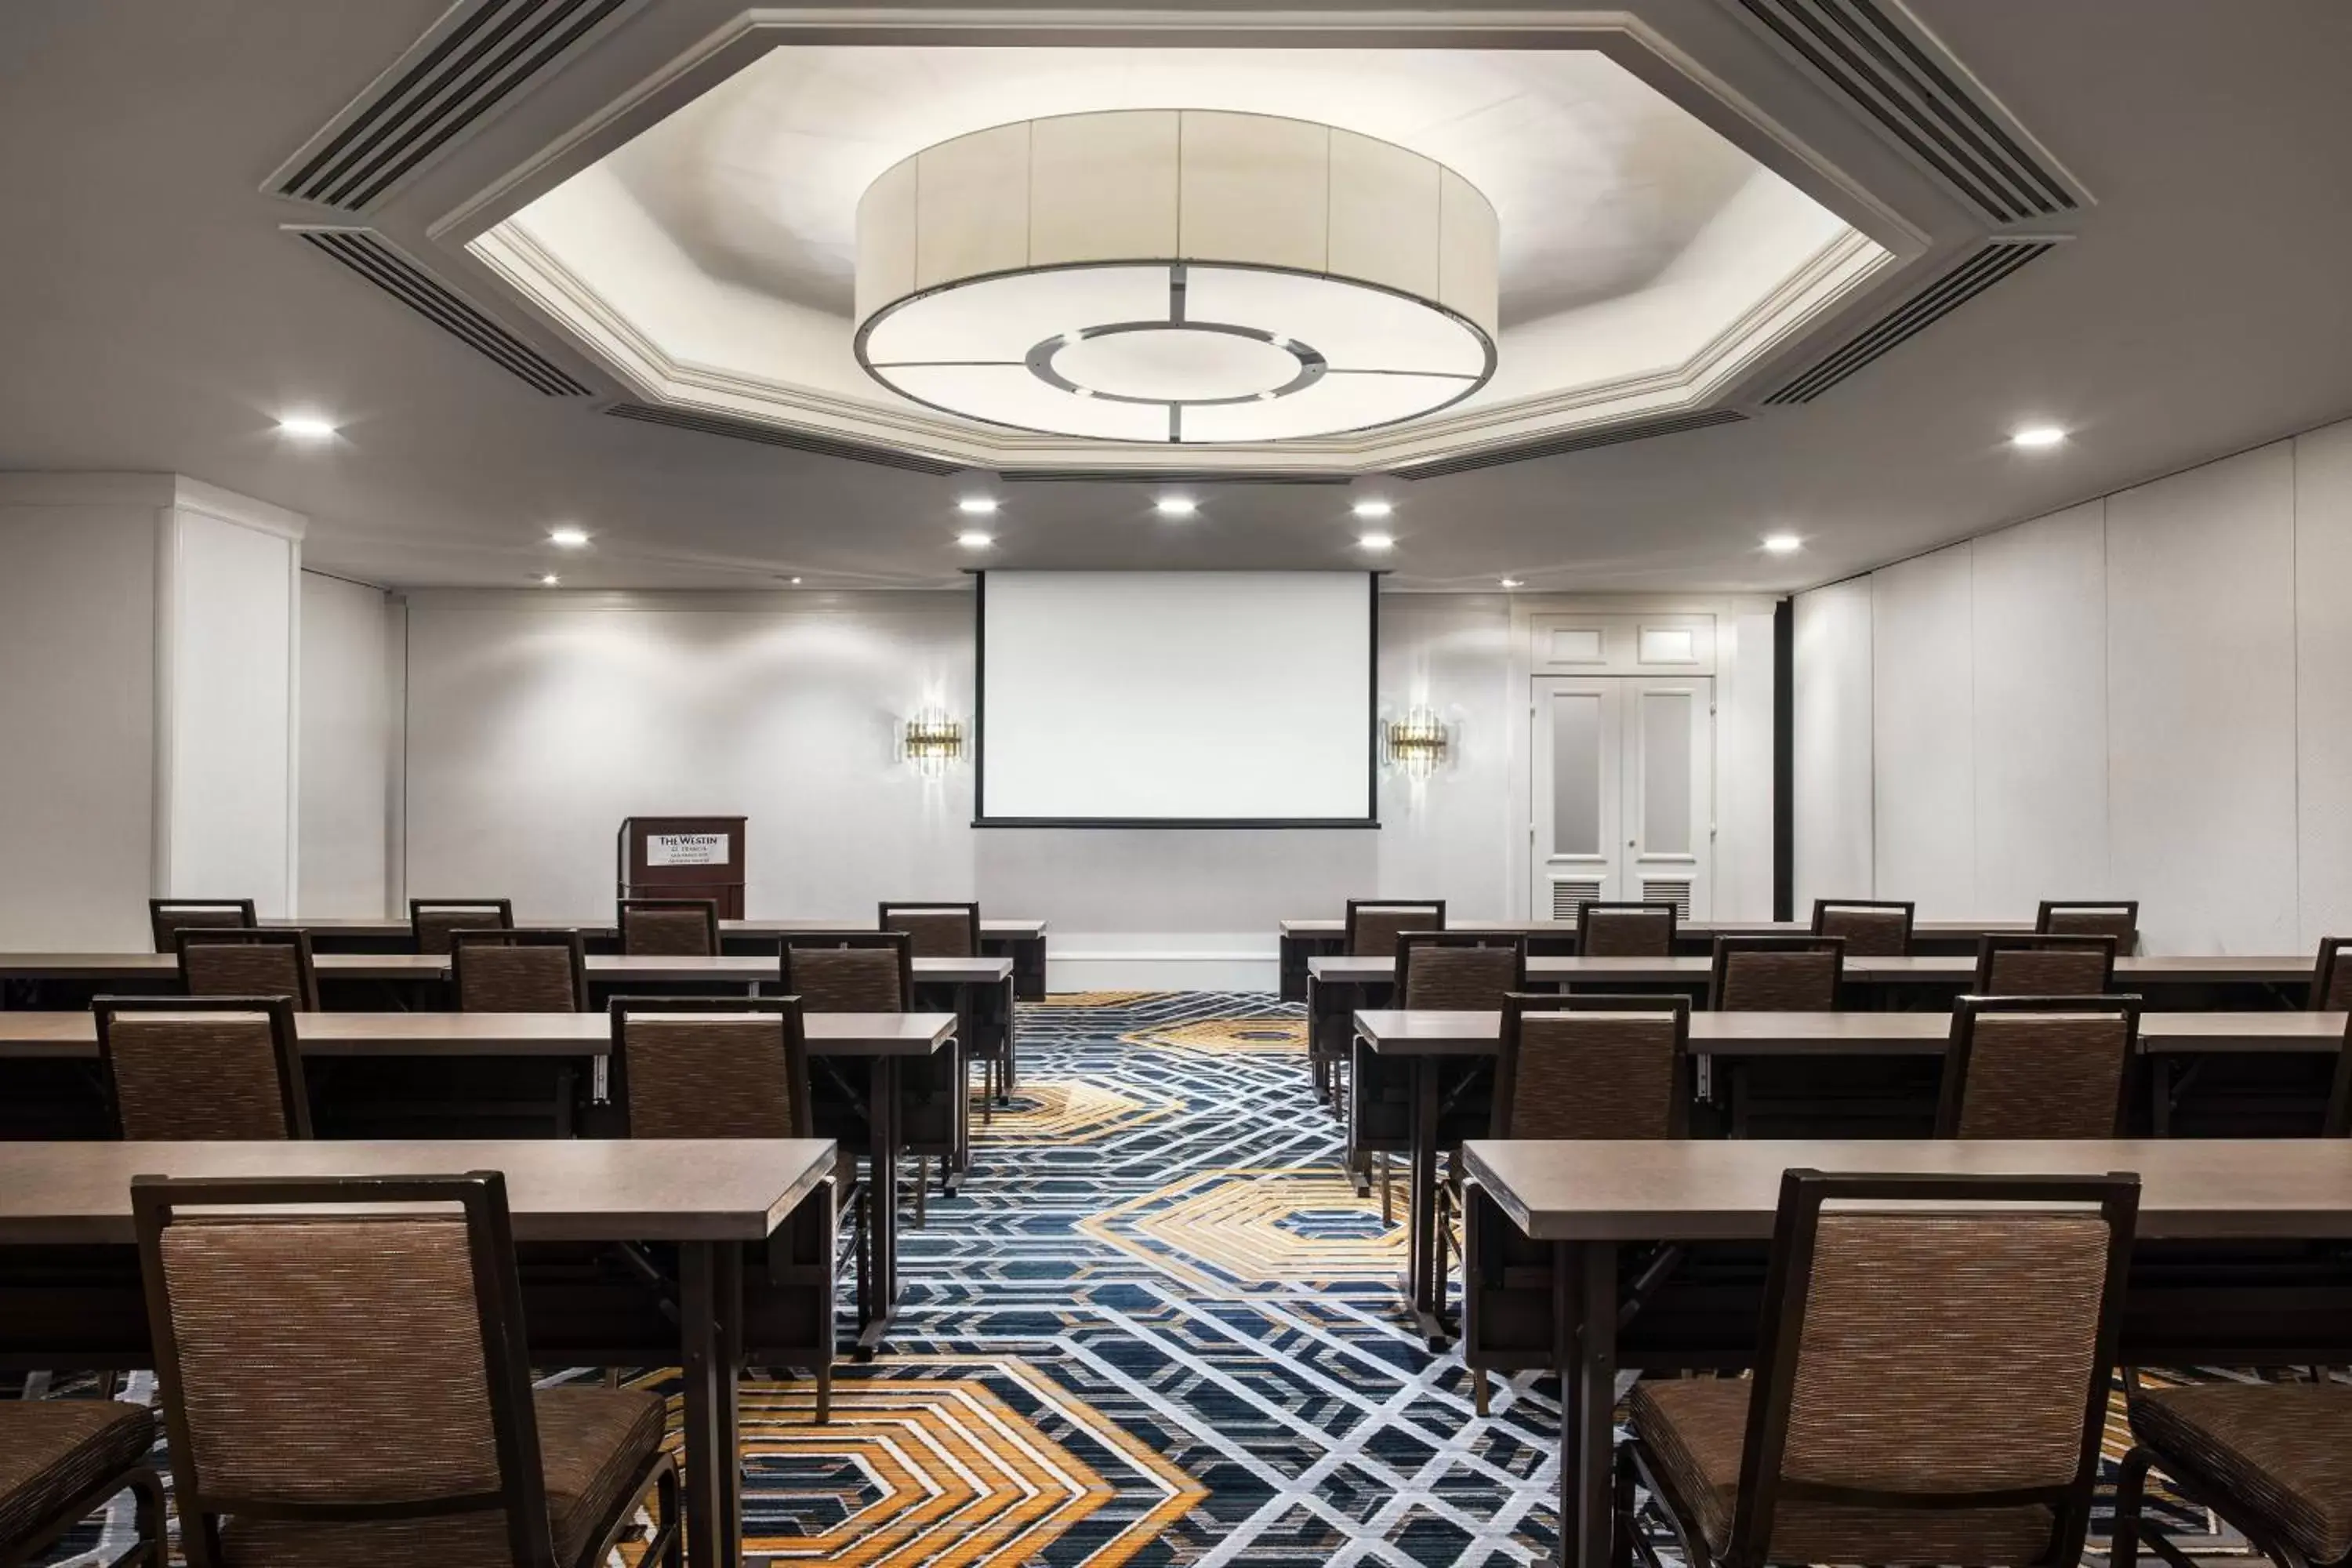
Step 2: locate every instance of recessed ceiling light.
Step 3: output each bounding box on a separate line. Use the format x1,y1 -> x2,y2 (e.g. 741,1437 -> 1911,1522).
1359,533 -> 1395,552
789,576 -> 804,586
1499,577 -> 1524,589
1762,533 -> 1803,554
277,415 -> 337,440
956,496 -> 999,516
2011,424 -> 2068,449
956,532 -> 994,549
1156,496 -> 1197,517
537,573 -> 561,586
546,526 -> 590,548
1352,499 -> 1394,520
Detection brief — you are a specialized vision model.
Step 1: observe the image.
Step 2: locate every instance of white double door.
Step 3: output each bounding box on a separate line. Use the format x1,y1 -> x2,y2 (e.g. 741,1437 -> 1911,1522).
1530,676 -> 1714,922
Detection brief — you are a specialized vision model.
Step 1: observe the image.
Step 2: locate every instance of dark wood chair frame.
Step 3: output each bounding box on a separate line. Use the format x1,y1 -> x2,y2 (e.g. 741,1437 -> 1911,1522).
1809,898 -> 1916,954
877,902 -> 981,956
0,1414 -> 165,1567
1705,935 -> 1846,1011
450,928 -> 591,1012
408,897 -> 516,953
878,903 -> 1007,1112
130,1171 -> 681,1568
1575,900 -> 1681,956
147,898 -> 257,954
780,931 -> 916,1011
93,993 -> 311,1140
1318,899 -> 1447,1111
1933,993 -> 2143,1139
1358,931 -> 1528,1229
616,898 -> 720,956
1973,933 -> 2118,994
1619,1168 -> 2140,1568
2311,937 -> 2352,1013
172,927 -> 321,1011
2036,898 -> 2141,949
1343,898 -> 1447,954
2113,1375 -> 2352,1568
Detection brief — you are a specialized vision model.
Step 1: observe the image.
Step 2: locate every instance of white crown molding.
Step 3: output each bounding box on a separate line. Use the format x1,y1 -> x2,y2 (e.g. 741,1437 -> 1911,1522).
169,476 -> 308,541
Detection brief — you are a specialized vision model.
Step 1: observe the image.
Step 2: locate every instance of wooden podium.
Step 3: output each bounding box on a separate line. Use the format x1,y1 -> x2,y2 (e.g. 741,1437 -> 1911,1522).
616,816 -> 746,919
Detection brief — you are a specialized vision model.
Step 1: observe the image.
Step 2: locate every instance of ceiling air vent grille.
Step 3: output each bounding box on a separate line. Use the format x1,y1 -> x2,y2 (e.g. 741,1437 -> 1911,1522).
296,228 -> 590,394
1764,239 -> 2053,405
270,0 -> 640,212
1000,470 -> 1350,486
1734,0 -> 2083,223
1394,409 -> 1747,481
604,404 -> 965,476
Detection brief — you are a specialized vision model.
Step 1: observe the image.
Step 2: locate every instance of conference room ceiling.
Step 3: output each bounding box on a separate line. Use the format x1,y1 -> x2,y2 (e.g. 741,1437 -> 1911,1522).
2,1 -> 2348,593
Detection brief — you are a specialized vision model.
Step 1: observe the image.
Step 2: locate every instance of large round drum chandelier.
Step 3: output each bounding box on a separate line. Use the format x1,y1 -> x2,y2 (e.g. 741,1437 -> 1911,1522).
852,110 -> 1499,444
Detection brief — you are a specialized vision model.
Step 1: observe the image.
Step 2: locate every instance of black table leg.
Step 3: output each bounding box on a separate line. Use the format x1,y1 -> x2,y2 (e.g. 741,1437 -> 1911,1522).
857,1056 -> 899,1359
1555,1240 -> 1617,1568
1407,1052 -> 1446,1347
678,1240 -> 742,1568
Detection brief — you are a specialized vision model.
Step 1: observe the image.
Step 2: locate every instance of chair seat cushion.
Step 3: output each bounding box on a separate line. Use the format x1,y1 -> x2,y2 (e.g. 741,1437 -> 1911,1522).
0,1399 -> 156,1551
1631,1378 -> 2058,1565
221,1385 -> 664,1567
2132,1383 -> 2352,1563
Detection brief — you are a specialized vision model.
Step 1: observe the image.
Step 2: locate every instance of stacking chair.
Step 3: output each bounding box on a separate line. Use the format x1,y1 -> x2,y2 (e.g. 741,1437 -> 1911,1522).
1975,934 -> 2117,996
1352,934 -> 1525,1222
2311,937 -> 2352,1012
410,897 -> 514,956
1577,901 -> 1678,956
148,898 -> 256,954
1458,994 -> 1689,1411
608,996 -> 858,1420
617,898 -> 718,957
452,929 -> 589,1013
2115,1373 -> 2352,1568
0,1399 -> 163,1566
175,927 -> 320,1011
132,1171 -> 680,1568
880,902 -> 1006,1109
1810,898 -> 1915,956
1708,935 -> 1843,1011
94,995 -> 310,1140
1936,995 -> 2140,1139
1620,1169 -> 2139,1568
2038,898 -> 2140,952
782,933 -> 946,1216
1319,898 -> 1447,1108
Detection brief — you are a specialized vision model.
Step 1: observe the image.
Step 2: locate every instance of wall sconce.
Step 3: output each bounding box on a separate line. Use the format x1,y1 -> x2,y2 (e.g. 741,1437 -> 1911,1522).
903,710 -> 964,775
1385,707 -> 1450,778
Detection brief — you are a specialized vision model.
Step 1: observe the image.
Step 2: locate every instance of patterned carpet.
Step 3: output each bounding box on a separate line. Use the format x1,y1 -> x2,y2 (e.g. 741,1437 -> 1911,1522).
37,992 -> 2234,1565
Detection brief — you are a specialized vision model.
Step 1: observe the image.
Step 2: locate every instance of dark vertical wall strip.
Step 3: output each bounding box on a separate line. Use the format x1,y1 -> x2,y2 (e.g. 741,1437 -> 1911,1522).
1773,596 -> 1795,921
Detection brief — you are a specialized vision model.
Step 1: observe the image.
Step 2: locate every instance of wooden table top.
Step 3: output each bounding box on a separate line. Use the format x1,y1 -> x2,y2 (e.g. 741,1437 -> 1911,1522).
1281,917 -> 2034,938
0,1138 -> 837,1245
1462,1137 -> 2352,1243
1310,953 -> 2313,985
1355,1008 -> 2351,1057
0,953 -> 1015,985
0,1011 -> 958,1061
266,916 -> 1047,938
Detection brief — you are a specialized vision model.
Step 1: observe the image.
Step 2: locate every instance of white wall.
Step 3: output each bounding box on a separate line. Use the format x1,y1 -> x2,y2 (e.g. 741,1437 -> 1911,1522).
1795,418 -> 2352,953
299,572 -> 394,916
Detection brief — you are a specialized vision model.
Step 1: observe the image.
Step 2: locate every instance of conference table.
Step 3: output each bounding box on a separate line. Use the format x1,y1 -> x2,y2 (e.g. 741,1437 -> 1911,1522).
1356,1007 -> 2352,1343
0,1010 -> 955,1350
0,1136 -> 837,1568
1462,1138 -> 2352,1568
266,915 -> 1051,1000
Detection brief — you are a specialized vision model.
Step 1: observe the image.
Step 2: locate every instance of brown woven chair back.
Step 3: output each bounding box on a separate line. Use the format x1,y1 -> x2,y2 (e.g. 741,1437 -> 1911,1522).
134,1172 -> 558,1568
176,928 -> 319,1011
96,996 -> 309,1140
1711,937 -> 1842,1011
1723,1170 -> 2137,1568
1811,898 -> 1915,956
2038,900 -> 2139,950
1576,902 -> 1676,957
1399,934 -> 1525,1010
149,899 -> 258,953
451,930 -> 586,1012
1345,899 -> 1444,958
1497,995 -> 1686,1140
1939,996 -> 2138,1139
1976,935 -> 2115,996
2312,937 -> 2352,1012
880,902 -> 979,959
618,898 -> 717,956
612,998 -> 810,1139
411,898 -> 514,956
782,934 -> 910,1013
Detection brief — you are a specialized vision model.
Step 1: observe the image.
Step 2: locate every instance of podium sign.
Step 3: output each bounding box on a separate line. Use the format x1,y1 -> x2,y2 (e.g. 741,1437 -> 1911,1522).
618,816 -> 746,917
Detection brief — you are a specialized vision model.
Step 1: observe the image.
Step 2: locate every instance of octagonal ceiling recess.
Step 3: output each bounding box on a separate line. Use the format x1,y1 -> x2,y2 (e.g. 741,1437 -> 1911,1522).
469,41 -> 1895,474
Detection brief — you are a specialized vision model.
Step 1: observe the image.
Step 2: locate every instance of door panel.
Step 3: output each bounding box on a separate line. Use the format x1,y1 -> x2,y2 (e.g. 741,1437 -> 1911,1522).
1532,680 -> 1621,919
1626,679 -> 1712,920
1532,676 -> 1713,920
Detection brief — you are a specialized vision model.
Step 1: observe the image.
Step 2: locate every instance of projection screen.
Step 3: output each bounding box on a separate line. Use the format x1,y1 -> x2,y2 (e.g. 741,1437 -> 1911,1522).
976,571 -> 1377,826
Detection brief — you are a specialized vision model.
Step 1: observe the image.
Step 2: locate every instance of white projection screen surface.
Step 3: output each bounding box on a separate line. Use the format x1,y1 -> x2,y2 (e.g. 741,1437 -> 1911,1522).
977,572 -> 1377,826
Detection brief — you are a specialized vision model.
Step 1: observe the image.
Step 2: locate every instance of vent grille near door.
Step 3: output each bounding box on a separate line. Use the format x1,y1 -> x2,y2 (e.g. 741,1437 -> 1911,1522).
1394,409 -> 1747,481
1550,880 -> 1606,920
270,0 -> 640,212
604,404 -> 965,476
1640,879 -> 1695,920
1733,0 -> 2084,223
1763,240 -> 2054,405
294,229 -> 590,394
